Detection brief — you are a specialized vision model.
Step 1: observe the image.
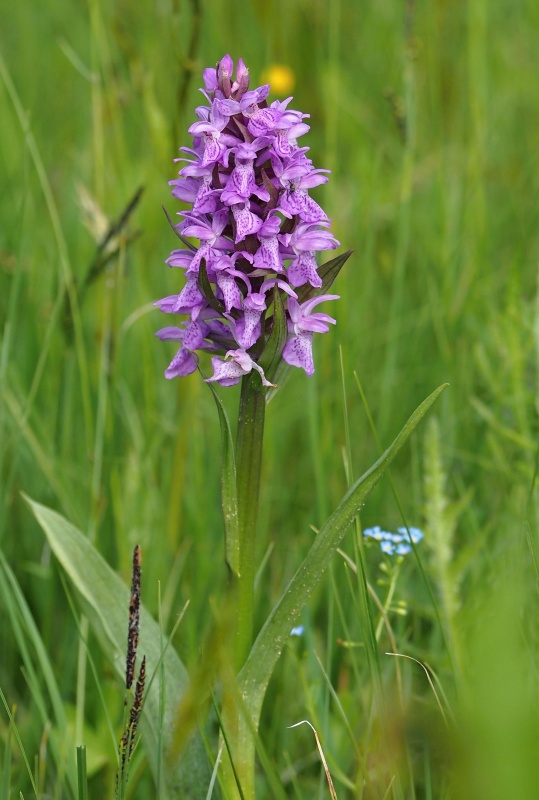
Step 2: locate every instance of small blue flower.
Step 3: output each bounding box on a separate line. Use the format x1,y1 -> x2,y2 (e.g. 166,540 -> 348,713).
363,525 -> 424,556
290,625 -> 305,637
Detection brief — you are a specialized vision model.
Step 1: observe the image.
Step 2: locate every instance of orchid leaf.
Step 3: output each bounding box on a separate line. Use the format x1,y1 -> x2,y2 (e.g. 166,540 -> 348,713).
258,287 -> 287,385
206,383 -> 240,576
24,496 -> 211,800
238,383 -> 448,728
198,258 -> 226,315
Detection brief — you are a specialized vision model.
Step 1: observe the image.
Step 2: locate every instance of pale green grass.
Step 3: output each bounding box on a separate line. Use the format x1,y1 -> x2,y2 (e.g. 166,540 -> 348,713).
1,0 -> 539,797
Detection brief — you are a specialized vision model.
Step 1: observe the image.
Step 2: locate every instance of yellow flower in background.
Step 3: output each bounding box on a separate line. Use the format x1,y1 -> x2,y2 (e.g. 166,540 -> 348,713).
260,64 -> 295,96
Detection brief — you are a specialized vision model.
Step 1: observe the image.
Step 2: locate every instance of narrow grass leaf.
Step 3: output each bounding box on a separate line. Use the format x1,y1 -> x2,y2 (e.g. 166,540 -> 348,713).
385,653 -> 452,727
1,709 -> 14,800
0,550 -> 76,794
288,720 -> 338,800
0,689 -> 38,799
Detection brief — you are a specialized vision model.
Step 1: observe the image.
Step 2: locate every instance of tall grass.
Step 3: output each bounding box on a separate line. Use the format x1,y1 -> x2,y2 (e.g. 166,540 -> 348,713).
1,0 -> 539,797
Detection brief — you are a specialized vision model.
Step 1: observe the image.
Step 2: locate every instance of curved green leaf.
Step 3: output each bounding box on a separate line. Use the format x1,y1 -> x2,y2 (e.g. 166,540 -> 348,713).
258,287 -> 287,384
24,496 -> 211,800
239,383 -> 448,725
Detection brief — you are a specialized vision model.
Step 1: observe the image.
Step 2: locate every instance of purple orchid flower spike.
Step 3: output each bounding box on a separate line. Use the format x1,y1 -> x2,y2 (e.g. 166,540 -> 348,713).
156,54 -> 345,383
153,57 -> 351,800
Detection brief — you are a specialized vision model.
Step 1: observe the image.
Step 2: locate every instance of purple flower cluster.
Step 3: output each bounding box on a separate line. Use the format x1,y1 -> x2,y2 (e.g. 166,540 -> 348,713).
155,55 -> 341,387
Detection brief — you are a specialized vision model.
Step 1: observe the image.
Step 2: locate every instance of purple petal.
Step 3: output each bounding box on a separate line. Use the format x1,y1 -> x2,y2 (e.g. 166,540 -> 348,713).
233,58 -> 250,98
166,250 -> 195,269
232,204 -> 263,242
283,332 -> 315,376
170,177 -> 199,202
165,346 -> 199,379
300,294 -> 340,316
154,295 -> 179,314
182,319 -> 207,349
235,308 -> 263,349
216,273 -> 243,311
253,235 -> 283,271
155,326 -> 184,341
279,189 -> 329,224
173,275 -> 205,312
216,98 -> 241,117
205,355 -> 245,386
287,253 -> 323,288
203,67 -> 218,92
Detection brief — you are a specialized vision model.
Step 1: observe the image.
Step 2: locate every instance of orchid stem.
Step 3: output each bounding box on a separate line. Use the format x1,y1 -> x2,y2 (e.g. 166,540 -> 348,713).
234,374 -> 266,670
220,374 -> 266,800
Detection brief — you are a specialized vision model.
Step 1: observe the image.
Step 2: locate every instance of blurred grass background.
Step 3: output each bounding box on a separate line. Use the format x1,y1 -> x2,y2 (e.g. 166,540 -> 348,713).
1,0 -> 539,797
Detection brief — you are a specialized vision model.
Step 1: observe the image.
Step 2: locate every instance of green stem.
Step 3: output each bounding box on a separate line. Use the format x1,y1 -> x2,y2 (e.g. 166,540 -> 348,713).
233,374 -> 266,670
222,374 -> 266,799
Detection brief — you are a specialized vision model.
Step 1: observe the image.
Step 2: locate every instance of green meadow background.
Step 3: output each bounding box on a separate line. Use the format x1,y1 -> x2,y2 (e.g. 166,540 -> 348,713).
1,0 -> 539,797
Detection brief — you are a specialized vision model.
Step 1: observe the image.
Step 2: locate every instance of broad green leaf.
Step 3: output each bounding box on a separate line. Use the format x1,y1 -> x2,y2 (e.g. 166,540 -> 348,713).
239,383 -> 448,727
206,382 -> 240,576
24,497 -> 211,800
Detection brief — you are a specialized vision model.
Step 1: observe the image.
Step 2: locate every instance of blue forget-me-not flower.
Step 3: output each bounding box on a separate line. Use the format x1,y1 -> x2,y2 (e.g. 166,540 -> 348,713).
363,525 -> 424,556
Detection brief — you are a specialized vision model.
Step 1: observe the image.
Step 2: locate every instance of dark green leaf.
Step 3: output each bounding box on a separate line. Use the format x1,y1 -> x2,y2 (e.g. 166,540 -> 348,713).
258,287 -> 288,385
198,258 -> 226,315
